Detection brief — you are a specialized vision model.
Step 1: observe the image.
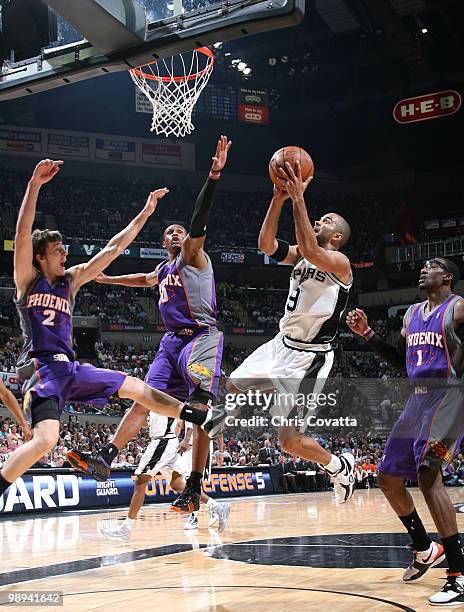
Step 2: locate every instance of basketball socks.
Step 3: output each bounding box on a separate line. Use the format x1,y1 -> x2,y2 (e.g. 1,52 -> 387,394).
441,533 -> 464,575
100,443 -> 119,466
399,509 -> 431,552
186,471 -> 202,494
323,455 -> 342,474
0,473 -> 11,496
123,517 -> 135,530
180,403 -> 208,426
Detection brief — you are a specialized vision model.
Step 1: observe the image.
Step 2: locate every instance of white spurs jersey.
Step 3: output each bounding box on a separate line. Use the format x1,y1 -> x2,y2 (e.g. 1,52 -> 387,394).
148,413 -> 177,439
279,257 -> 352,347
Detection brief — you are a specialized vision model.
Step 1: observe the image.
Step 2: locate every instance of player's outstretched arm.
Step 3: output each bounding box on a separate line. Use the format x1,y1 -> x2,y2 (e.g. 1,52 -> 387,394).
14,159 -> 63,296
258,185 -> 299,265
95,270 -> 159,288
346,308 -> 406,369
68,188 -> 168,292
0,380 -> 32,441
182,135 -> 231,269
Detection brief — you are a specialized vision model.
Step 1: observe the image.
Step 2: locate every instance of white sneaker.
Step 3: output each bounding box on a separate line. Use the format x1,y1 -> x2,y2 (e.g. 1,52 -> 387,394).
98,523 -> 131,543
184,513 -> 199,530
328,453 -> 355,504
429,575 -> 464,606
403,541 -> 445,582
208,502 -> 231,533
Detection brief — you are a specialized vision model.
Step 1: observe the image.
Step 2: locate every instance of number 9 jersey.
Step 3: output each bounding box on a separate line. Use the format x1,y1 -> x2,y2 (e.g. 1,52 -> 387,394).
279,257 -> 353,350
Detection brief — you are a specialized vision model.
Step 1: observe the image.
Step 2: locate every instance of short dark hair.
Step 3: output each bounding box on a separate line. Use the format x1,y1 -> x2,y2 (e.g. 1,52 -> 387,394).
31,229 -> 63,269
435,257 -> 460,289
332,213 -> 351,248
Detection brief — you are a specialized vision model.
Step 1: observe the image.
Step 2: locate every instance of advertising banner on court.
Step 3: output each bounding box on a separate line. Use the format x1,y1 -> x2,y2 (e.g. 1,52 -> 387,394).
393,90 -> 462,124
0,370 -> 21,392
238,88 -> 270,125
0,128 -> 42,153
63,242 -> 137,258
48,133 -> 90,158
140,247 -> 168,259
0,467 -> 274,514
95,138 -> 136,162
141,142 -> 182,165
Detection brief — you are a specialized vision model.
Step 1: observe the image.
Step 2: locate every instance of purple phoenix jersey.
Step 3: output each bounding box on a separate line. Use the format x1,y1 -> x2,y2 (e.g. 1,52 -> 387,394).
379,294 -> 464,479
145,251 -> 223,401
14,272 -> 125,419
405,294 -> 462,382
157,251 -> 217,332
15,272 -> 75,367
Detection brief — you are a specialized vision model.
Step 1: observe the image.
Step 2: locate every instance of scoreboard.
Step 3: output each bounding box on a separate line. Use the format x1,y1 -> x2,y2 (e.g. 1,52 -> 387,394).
193,84 -> 238,121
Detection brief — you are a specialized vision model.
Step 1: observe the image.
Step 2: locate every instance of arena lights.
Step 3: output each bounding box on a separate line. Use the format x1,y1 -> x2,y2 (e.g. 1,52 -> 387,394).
421,27 -> 428,34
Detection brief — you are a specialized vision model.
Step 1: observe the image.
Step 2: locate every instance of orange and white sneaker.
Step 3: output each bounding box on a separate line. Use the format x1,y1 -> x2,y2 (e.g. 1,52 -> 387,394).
403,541 -> 445,582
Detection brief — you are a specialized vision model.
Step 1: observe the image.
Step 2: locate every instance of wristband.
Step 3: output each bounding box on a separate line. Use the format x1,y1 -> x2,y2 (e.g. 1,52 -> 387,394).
209,169 -> 221,180
362,327 -> 374,339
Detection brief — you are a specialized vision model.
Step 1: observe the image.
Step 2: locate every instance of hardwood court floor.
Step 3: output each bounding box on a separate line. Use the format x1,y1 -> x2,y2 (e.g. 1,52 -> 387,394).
0,488 -> 462,611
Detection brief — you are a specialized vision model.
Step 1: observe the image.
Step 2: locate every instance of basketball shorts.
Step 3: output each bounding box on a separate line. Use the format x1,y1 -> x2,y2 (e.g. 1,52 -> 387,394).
145,327 -> 223,402
378,385 -> 464,480
229,332 -> 334,427
135,437 -> 187,480
180,443 -> 214,480
18,354 -> 126,417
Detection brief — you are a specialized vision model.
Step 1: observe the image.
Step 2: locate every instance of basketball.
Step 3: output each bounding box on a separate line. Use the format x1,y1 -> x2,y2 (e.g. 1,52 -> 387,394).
268,146 -> 314,189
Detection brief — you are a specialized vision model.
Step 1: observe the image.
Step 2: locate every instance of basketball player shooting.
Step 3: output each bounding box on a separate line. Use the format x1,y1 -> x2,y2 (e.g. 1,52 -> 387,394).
346,257 -> 464,607
0,159 -> 223,498
222,159 -> 356,504
68,136 -> 232,518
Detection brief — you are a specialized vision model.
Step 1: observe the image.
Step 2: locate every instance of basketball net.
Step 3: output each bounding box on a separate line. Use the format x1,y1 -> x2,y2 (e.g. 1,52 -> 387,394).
130,48 -> 214,138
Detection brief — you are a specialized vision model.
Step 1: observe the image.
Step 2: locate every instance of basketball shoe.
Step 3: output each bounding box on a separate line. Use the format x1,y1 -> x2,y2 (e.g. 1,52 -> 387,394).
403,541 -> 445,582
171,485 -> 200,514
98,523 -> 131,543
428,574 -> 464,606
66,450 -> 110,482
208,502 -> 232,534
326,453 -> 355,504
184,513 -> 199,530
201,404 -> 228,439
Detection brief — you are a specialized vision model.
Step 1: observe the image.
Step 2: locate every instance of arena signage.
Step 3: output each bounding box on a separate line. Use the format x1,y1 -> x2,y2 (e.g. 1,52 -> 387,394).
0,467 -> 275,514
393,90 -> 462,124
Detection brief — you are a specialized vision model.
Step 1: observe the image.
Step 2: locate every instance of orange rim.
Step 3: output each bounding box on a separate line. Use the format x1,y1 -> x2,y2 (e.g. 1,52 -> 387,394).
129,47 -> 214,83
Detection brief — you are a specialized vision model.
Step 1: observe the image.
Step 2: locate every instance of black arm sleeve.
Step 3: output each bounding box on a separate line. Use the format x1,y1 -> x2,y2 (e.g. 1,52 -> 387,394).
188,177 -> 219,238
366,332 -> 406,369
270,239 -> 290,262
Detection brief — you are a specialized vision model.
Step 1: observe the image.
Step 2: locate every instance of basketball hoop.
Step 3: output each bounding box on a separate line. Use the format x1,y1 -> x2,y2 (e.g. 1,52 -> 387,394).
130,47 -> 214,138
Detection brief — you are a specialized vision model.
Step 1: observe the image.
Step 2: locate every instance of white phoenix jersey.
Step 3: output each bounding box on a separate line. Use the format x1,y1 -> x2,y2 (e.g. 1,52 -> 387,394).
279,257 -> 352,347
148,413 -> 177,439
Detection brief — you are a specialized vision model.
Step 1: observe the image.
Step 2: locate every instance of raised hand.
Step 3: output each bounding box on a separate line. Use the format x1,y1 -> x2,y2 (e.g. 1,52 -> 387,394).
143,188 -> 169,216
273,183 -> 290,204
31,159 -> 64,185
211,134 -> 232,172
346,308 -> 370,336
277,160 -> 313,201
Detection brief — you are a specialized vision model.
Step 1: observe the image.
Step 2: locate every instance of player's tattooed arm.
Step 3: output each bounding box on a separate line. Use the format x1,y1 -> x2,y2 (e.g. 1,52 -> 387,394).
281,161 -> 351,283
95,270 -> 159,288
346,308 -> 406,369
14,159 -> 63,296
68,188 -> 168,291
182,135 -> 231,269
258,186 -> 299,265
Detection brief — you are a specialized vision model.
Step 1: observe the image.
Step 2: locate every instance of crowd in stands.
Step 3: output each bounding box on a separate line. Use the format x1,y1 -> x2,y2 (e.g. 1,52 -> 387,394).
0,166 -> 400,263
1,413 -> 462,493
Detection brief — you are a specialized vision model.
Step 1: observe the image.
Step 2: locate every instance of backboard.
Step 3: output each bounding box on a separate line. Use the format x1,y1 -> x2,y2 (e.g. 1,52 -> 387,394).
0,0 -> 305,100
